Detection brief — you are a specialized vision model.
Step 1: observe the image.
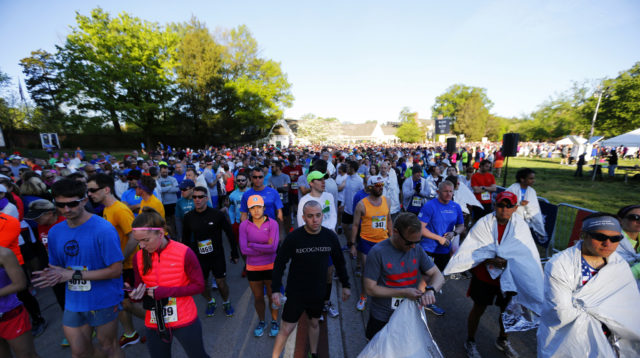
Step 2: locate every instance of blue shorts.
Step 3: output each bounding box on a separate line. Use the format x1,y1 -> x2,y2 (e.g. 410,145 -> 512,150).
62,304 -> 121,328
357,237 -> 378,255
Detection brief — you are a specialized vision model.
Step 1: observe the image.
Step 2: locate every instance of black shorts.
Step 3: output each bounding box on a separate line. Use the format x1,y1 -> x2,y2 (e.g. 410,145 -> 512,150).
198,254 -> 227,280
281,295 -> 324,323
247,269 -> 273,282
467,275 -> 513,309
281,205 -> 290,217
288,192 -> 299,205
164,203 -> 176,217
342,213 -> 354,225
365,314 -> 387,340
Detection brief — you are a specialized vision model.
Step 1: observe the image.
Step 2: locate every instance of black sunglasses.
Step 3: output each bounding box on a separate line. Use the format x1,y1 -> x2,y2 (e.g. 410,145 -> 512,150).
624,214 -> 640,222
87,187 -> 105,193
192,195 -> 207,199
252,175 -> 264,179
397,228 -> 421,246
54,198 -> 84,208
588,232 -> 624,243
496,202 -> 516,209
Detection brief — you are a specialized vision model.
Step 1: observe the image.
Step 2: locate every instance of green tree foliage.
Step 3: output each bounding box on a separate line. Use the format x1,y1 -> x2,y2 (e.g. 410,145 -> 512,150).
454,93 -> 489,141
485,115 -> 514,141
432,84 -> 493,119
395,108 -> 425,143
398,106 -> 418,123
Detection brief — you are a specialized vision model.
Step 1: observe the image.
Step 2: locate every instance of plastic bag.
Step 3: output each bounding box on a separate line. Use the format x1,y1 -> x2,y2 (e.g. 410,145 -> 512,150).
358,300 -> 443,358
501,300 -> 539,333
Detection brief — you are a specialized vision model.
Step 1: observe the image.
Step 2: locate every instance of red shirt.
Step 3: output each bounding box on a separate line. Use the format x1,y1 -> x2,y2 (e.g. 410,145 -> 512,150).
471,172 -> 496,204
471,223 -> 506,286
282,165 -> 303,195
37,215 -> 65,251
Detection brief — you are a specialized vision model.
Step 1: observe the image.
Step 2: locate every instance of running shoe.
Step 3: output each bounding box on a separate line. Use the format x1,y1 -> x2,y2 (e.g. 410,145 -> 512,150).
223,302 -> 234,317
211,280 -> 218,290
495,338 -> 519,358
31,318 -> 47,337
269,320 -> 279,337
464,340 -> 482,358
324,302 -> 339,318
254,321 -> 266,337
356,296 -> 367,311
425,304 -> 445,316
60,337 -> 70,347
119,331 -> 141,348
206,298 -> 217,317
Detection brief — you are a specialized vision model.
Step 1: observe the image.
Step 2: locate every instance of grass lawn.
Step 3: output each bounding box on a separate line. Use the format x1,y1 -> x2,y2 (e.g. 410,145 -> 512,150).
497,157 -> 640,213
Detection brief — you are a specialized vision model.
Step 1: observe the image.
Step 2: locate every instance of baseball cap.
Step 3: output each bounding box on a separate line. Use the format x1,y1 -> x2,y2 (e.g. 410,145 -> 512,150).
496,192 -> 517,205
158,161 -> 168,167
179,179 -> 195,190
307,171 -> 326,183
127,169 -> 142,180
24,199 -> 56,220
247,195 -> 264,208
367,175 -> 384,186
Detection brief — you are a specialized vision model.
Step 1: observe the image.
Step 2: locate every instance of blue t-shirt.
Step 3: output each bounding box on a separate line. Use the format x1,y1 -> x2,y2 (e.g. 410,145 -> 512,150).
418,198 -> 464,254
240,187 -> 283,220
48,215 -> 124,312
352,189 -> 368,213
121,188 -> 141,208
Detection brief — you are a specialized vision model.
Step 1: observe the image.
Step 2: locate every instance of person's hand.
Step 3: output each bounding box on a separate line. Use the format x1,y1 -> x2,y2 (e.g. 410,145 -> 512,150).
32,267 -> 63,288
349,245 -> 357,259
267,238 -> 273,245
230,257 -> 239,264
128,283 -> 147,300
403,287 -> 424,300
271,292 -> 282,307
487,256 -> 507,269
342,288 -> 351,302
146,286 -> 157,299
437,236 -> 450,246
521,200 -> 529,206
420,290 -> 436,306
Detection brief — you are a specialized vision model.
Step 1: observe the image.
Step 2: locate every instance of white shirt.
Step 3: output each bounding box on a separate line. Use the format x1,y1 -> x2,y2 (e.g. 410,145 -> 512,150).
297,192 -> 337,230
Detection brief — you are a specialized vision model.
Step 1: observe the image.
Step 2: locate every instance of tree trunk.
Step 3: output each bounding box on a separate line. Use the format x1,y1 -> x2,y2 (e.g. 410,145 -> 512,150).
110,108 -> 121,134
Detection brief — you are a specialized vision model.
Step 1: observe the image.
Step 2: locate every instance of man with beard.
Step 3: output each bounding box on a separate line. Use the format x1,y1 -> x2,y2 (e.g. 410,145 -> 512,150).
349,176 -> 392,311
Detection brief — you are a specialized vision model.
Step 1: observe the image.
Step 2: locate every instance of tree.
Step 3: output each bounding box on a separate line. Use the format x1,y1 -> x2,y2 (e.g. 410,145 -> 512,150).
398,106 -> 417,123
453,93 -> 489,141
296,114 -> 339,143
432,84 -> 493,119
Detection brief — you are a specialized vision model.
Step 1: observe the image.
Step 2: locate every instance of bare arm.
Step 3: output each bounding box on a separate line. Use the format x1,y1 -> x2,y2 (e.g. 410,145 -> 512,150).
350,201 -> 364,245
422,265 -> 445,292
363,277 -> 422,299
0,248 -> 26,297
123,232 -> 138,261
421,221 -> 447,245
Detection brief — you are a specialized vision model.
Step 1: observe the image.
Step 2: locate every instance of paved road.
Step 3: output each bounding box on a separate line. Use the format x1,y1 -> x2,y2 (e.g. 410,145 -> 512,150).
31,232 -> 538,357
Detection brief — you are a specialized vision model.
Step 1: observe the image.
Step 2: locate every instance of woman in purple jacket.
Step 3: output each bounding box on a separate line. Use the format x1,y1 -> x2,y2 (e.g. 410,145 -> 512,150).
239,195 -> 280,338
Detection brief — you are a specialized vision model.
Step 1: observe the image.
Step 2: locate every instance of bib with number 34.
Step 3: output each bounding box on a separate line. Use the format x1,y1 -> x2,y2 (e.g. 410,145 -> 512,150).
372,215 -> 387,230
150,297 -> 178,324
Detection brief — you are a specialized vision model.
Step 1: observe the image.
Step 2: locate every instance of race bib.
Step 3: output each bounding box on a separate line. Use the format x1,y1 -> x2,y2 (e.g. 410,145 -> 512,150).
391,297 -> 405,310
372,216 -> 387,230
481,191 -> 490,201
198,239 -> 213,255
412,196 -> 423,207
291,182 -> 298,189
67,266 -> 91,292
150,297 -> 178,324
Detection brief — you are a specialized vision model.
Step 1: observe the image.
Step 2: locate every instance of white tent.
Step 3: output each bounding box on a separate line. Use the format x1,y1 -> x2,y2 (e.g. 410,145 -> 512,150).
602,128 -> 640,147
555,135 -> 587,145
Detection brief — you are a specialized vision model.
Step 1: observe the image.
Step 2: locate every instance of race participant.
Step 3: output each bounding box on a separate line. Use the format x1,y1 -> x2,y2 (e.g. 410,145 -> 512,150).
238,195 -> 280,337
182,186 -> 239,317
129,208 -> 209,358
121,170 -> 142,213
271,201 -> 351,358
137,175 -> 165,218
268,161 -> 291,237
537,213 -> 640,357
368,161 -> 400,222
282,154 -> 304,226
335,164 -> 348,233
240,167 -> 283,222
114,171 -> 129,199
506,168 -> 547,244
0,245 -> 40,358
615,205 -> 640,284
471,160 -> 496,220
341,160 -> 364,245
174,179 -> 196,242
157,164 -> 179,230
444,191 -> 544,358
87,174 -> 145,348
185,167 -> 212,207
363,212 -> 445,339
418,181 -> 464,316
228,173 -> 250,276
296,170 -> 339,317
401,165 -> 433,215
350,176 -> 392,311
32,178 -> 124,358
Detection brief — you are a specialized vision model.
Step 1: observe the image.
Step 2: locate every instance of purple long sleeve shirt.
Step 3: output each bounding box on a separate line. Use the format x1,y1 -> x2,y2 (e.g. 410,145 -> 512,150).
239,217 -> 279,269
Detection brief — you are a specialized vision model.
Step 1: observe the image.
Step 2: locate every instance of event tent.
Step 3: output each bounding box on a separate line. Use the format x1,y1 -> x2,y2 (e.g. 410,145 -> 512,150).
602,128 -> 640,147
555,135 -> 587,145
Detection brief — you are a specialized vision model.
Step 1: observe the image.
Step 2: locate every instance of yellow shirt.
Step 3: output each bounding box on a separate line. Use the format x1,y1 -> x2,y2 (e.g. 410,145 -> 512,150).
103,201 -> 136,269
139,195 -> 165,219
359,196 -> 390,243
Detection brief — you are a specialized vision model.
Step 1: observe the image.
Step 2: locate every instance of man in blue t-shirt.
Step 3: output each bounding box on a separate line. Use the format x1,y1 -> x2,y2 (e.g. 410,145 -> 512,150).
418,180 -> 464,315
240,166 -> 283,222
33,179 -> 124,357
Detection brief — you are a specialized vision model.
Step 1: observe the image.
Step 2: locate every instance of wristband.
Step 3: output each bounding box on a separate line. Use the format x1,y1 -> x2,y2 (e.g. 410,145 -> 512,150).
72,270 -> 83,281
425,286 -> 436,294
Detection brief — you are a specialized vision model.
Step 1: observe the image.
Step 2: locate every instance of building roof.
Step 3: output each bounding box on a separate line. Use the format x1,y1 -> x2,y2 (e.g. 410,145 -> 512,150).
381,125 -> 398,136
340,122 -> 378,137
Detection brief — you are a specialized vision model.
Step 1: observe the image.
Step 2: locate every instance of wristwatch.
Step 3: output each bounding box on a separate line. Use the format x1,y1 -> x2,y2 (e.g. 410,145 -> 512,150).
425,286 -> 436,294
72,270 -> 83,281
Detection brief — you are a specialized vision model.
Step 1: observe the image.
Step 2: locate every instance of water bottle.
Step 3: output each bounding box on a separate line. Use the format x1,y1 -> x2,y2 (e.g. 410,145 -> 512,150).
272,295 -> 287,310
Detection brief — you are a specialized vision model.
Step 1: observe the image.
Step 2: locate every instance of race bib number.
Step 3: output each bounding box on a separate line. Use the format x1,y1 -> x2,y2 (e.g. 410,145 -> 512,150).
198,239 -> 213,255
481,191 -> 490,201
150,297 -> 178,324
278,192 -> 285,201
291,182 -> 298,189
372,216 -> 386,230
67,266 -> 91,292
391,297 -> 404,310
41,235 -> 48,250
412,196 -> 423,207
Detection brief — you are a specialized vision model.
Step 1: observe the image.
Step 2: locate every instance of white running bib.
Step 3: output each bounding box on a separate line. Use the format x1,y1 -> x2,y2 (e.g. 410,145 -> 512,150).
150,297 -> 178,324
198,239 -> 213,255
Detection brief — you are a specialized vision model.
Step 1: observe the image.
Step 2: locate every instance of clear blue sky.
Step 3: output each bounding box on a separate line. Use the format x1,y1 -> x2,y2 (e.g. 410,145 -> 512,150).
1,0 -> 639,123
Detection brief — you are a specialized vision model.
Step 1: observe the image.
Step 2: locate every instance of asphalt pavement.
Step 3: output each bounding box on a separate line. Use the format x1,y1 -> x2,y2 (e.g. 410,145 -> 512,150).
30,232 -> 538,358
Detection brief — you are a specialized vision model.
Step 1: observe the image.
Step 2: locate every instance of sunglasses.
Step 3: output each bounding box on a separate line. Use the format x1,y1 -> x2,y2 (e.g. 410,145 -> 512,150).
87,187 -> 105,193
54,198 -> 85,208
252,175 -> 264,179
237,179 -> 247,182
588,232 -> 624,243
180,187 -> 193,191
397,228 -> 421,246
496,202 -> 516,209
624,214 -> 640,222
192,195 -> 207,199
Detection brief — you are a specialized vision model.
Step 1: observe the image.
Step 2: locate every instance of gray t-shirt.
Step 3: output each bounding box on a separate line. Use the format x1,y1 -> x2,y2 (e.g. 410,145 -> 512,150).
269,173 -> 291,204
364,239 -> 434,322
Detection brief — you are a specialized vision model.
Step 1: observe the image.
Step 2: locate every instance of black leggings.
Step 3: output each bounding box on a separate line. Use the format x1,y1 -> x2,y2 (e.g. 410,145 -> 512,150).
17,266 -> 44,324
146,318 -> 209,358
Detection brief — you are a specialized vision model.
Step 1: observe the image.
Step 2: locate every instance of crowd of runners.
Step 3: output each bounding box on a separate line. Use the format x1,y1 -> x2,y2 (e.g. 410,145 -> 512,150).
0,143 -> 638,358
